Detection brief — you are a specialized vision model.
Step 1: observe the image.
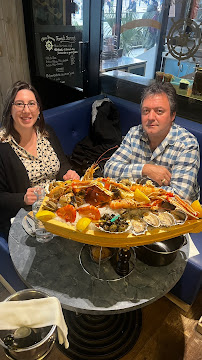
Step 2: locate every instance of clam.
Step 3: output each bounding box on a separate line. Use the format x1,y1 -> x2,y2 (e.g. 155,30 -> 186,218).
131,218 -> 147,235
171,209 -> 187,224
142,212 -> 160,227
158,211 -> 176,227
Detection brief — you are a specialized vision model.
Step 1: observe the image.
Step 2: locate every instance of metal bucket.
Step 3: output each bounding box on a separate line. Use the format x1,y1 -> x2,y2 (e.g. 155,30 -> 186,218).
0,289 -> 57,360
135,235 -> 187,266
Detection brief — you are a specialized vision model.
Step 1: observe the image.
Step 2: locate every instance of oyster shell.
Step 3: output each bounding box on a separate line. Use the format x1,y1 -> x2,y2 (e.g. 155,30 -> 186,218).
142,212 -> 160,227
171,209 -> 187,224
42,199 -> 58,212
131,218 -> 147,235
59,192 -> 74,206
158,211 -> 176,227
120,208 -> 145,219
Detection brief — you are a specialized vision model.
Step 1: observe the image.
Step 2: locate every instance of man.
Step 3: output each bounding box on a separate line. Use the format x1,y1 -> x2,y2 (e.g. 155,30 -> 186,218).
104,82 -> 200,201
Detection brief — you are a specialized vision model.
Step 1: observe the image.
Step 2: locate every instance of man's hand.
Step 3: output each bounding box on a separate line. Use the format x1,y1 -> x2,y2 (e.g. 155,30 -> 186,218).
142,164 -> 172,186
24,188 -> 38,205
63,169 -> 80,181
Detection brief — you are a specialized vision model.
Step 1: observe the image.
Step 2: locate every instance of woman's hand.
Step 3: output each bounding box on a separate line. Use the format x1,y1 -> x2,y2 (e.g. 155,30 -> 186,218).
63,169 -> 80,181
24,188 -> 38,205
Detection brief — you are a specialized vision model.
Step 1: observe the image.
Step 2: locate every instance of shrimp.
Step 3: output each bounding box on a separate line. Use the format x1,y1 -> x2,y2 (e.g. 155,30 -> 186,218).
82,145 -> 119,181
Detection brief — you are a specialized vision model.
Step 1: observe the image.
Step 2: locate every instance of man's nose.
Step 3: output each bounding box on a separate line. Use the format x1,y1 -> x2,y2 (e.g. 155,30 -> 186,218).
148,109 -> 155,119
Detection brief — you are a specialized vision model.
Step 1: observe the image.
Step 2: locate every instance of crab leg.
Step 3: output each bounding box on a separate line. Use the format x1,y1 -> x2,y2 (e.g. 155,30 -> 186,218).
168,194 -> 199,219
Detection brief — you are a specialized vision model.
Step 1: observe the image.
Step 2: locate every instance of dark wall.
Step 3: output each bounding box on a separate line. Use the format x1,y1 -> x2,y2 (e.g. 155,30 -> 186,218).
32,76 -> 84,110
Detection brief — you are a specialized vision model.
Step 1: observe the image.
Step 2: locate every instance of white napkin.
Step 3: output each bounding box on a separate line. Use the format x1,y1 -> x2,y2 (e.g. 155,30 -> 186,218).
0,297 -> 69,349
186,233 -> 200,258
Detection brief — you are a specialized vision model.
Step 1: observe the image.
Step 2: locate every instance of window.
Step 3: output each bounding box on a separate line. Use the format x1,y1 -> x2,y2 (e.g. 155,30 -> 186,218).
100,0 -> 202,120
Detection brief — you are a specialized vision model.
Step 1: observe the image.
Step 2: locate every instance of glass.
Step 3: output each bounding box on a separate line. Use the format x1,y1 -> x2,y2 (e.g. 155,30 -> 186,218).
155,71 -> 164,82
12,101 -> 38,111
32,187 -> 53,243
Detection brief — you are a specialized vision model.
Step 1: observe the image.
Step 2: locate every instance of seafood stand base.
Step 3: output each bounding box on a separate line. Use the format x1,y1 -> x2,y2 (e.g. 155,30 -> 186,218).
79,245 -> 136,281
57,308 -> 142,360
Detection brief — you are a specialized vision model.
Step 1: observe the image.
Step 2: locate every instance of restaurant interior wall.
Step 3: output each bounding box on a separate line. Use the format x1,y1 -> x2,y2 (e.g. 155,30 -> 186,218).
0,0 -> 30,119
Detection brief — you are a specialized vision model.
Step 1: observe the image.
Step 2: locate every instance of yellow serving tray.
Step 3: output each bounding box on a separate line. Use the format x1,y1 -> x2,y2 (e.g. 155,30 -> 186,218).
41,216 -> 202,248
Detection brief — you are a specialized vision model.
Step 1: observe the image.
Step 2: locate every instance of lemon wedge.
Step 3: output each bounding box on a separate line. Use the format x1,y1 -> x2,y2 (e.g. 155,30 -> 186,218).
191,200 -> 202,218
76,217 -> 91,232
133,188 -> 150,203
35,210 -> 56,221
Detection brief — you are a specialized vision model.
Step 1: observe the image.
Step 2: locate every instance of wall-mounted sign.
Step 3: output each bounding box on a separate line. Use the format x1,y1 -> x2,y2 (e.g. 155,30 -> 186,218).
39,32 -> 82,87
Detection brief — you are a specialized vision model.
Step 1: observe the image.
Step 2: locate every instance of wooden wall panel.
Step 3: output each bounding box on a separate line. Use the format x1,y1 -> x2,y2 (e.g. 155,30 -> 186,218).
0,0 -> 30,119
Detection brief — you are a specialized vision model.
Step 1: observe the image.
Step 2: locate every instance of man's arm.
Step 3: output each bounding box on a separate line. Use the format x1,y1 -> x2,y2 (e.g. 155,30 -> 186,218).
104,126 -> 200,201
143,140 -> 200,201
104,127 -> 145,179
163,144 -> 200,201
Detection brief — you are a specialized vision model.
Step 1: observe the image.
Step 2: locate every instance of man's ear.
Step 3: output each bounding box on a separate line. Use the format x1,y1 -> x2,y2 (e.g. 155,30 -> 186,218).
171,112 -> 176,122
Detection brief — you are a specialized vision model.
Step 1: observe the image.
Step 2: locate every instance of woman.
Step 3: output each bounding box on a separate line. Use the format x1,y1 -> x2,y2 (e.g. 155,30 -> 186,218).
0,81 -> 79,237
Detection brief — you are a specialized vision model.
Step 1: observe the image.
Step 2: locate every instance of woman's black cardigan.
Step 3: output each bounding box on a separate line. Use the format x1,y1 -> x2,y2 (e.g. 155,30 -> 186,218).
0,125 -> 71,231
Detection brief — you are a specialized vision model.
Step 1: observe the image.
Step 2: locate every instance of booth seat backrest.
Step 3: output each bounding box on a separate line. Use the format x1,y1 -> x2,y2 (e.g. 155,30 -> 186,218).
44,95 -> 103,155
44,95 -> 202,197
43,94 -> 141,155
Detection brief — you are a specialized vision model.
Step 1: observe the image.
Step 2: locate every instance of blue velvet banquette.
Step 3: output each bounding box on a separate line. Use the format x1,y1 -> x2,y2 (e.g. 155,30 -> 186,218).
0,94 -> 202,308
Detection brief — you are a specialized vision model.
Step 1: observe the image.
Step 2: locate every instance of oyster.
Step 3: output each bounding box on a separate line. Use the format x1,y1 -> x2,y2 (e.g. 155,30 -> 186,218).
119,178 -> 133,187
143,212 -> 160,227
158,211 -> 176,227
171,209 -> 187,224
59,192 -> 74,207
42,199 -> 58,212
131,218 -> 147,235
120,208 -> 145,219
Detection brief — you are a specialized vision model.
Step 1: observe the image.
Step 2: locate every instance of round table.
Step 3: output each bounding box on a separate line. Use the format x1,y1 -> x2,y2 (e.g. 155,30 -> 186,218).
8,208 -> 190,360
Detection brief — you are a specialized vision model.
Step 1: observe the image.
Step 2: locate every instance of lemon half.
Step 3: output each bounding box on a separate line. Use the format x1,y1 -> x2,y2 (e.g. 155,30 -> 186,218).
35,210 -> 56,221
76,217 -> 91,232
191,200 -> 202,218
133,188 -> 150,203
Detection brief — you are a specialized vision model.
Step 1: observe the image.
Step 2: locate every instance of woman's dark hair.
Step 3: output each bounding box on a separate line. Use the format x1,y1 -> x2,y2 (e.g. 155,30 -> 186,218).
141,82 -> 177,115
1,80 -> 46,143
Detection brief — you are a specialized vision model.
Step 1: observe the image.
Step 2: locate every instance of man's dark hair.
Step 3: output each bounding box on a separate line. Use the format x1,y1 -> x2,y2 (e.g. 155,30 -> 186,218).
141,82 -> 177,115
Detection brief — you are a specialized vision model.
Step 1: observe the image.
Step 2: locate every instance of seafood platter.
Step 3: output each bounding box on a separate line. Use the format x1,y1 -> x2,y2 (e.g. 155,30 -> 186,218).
38,164 -> 202,248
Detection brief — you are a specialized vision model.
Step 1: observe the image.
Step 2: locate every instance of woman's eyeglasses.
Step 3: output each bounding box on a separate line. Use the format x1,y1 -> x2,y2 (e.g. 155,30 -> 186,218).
12,101 -> 38,111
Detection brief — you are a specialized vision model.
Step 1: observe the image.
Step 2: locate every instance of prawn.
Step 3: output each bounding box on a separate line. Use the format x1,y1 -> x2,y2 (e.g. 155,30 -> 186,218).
82,145 -> 118,181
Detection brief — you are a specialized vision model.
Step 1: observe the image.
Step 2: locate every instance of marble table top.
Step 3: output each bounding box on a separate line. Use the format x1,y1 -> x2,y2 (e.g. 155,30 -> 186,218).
8,209 -> 189,315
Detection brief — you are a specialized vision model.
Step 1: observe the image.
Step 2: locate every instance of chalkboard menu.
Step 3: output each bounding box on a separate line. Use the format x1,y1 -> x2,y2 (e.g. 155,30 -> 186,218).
38,32 -> 82,88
